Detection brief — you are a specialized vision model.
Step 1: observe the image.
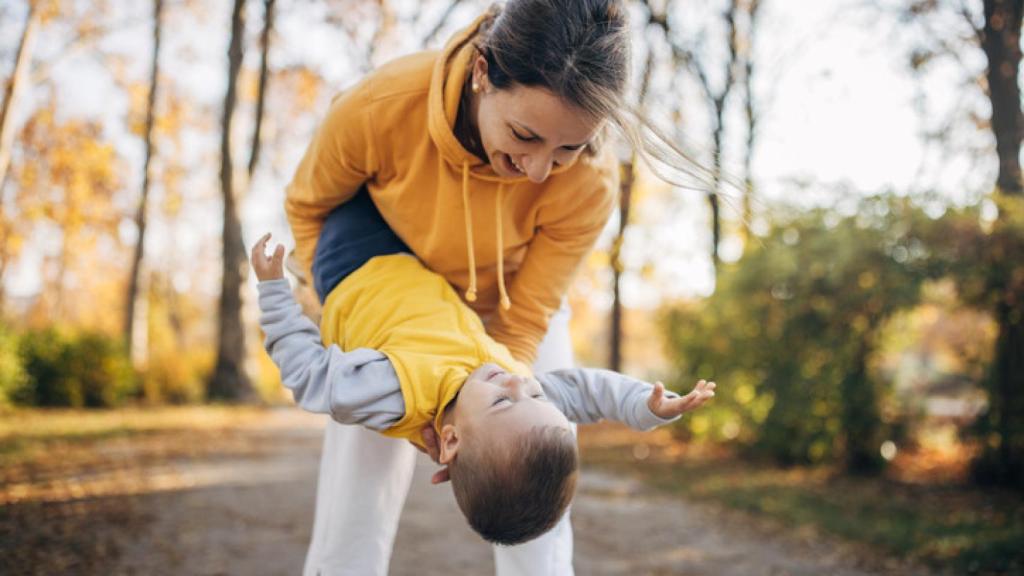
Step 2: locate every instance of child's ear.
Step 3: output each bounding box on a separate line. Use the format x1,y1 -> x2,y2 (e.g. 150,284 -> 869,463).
438,423 -> 460,465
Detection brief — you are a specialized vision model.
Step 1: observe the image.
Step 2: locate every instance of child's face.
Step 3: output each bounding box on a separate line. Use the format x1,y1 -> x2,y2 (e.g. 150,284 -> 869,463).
440,363 -> 571,461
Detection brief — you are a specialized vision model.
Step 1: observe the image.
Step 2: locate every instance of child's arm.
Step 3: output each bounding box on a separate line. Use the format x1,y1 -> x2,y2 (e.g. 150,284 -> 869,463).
536,368 -> 715,431
253,234 -> 405,430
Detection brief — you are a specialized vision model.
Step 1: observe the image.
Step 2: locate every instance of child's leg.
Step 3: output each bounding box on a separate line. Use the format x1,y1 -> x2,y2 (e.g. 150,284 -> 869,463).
302,422 -> 417,576
493,299 -> 576,576
312,186 -> 410,303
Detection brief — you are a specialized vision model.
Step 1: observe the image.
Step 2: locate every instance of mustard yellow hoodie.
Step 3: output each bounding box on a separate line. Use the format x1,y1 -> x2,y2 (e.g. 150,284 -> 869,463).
285,14 -> 619,364
320,254 -> 531,446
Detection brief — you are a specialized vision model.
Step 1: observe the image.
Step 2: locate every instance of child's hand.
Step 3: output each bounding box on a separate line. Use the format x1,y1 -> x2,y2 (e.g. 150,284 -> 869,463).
647,379 -> 716,419
251,233 -> 286,281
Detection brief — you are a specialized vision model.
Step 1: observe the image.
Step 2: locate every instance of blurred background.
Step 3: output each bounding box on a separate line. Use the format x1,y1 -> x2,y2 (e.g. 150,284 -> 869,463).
0,0 -> 1021,574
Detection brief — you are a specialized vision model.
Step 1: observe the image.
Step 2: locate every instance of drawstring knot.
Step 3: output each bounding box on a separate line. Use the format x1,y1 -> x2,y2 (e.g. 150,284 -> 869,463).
460,160 -> 511,310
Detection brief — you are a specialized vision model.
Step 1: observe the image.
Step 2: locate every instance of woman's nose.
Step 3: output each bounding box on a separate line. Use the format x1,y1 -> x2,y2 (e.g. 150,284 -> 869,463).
522,155 -> 552,183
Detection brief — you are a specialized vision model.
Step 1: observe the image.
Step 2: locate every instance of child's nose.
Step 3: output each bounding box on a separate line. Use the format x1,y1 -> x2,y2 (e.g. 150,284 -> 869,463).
505,375 -> 527,396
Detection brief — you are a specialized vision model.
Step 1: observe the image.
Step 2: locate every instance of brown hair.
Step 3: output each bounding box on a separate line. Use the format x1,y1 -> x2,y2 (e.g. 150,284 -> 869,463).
475,0 -> 718,187
449,425 -> 579,545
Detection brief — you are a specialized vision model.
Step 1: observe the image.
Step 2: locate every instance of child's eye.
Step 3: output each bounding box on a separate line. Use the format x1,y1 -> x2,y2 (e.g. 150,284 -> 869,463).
531,394 -> 544,399
492,396 -> 510,406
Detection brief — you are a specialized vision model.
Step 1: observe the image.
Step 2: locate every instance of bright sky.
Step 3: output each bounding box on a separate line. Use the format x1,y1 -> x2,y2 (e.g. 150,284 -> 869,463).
0,0 -> 994,309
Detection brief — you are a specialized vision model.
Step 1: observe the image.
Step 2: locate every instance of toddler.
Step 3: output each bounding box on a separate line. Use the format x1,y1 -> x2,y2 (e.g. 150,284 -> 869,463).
253,193 -> 714,546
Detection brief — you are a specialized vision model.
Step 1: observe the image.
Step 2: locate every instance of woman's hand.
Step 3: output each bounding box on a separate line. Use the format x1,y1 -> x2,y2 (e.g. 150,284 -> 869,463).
647,379 -> 716,419
411,424 -> 450,485
251,233 -> 286,282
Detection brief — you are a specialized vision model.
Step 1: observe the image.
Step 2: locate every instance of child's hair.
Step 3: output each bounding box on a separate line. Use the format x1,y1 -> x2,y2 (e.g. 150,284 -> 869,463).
449,425 -> 579,545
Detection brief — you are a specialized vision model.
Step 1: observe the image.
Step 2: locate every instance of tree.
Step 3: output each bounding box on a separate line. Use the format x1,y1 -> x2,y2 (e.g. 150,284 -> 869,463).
898,0 -> 1023,486
208,0 -> 254,400
0,2 -> 42,191
644,0 -> 763,267
975,0 -> 1022,487
11,102 -> 124,328
124,0 -> 165,363
0,2 -> 43,315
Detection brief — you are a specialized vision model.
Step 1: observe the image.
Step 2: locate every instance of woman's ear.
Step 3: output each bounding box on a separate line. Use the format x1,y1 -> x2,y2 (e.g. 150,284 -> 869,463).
472,55 -> 490,94
438,423 -> 461,465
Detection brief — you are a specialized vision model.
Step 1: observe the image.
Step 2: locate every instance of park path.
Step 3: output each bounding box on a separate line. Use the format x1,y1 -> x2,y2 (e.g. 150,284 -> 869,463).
100,409 -> 923,576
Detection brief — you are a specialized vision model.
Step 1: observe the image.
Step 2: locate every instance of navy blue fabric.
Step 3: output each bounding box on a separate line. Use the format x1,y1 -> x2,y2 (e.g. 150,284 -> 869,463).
312,187 -> 410,304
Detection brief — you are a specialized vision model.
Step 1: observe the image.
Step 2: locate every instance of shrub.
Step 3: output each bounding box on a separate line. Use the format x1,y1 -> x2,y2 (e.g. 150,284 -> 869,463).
0,324 -> 28,406
18,328 -> 138,408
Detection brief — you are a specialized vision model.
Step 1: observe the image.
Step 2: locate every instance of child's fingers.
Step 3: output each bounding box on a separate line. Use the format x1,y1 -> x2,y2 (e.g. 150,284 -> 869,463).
272,244 -> 285,265
649,381 -> 665,407
252,233 -> 271,259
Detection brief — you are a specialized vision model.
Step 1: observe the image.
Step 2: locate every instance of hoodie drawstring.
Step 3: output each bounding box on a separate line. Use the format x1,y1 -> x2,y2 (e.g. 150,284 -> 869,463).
461,160 -> 512,311
461,161 -> 477,303
495,185 -> 510,310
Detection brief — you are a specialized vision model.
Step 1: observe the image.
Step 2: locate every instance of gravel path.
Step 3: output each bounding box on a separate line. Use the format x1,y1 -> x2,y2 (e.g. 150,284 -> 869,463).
11,409 -> 930,575
120,410 -> 928,575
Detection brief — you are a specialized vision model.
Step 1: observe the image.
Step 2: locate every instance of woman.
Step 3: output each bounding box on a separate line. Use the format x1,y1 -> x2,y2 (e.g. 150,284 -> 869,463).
286,1 -> 657,574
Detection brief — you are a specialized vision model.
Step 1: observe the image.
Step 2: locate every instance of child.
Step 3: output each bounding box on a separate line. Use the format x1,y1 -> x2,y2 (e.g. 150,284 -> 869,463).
253,194 -> 715,546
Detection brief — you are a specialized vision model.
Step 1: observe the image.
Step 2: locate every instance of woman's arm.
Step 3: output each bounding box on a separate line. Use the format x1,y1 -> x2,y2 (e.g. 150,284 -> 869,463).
285,79 -> 381,278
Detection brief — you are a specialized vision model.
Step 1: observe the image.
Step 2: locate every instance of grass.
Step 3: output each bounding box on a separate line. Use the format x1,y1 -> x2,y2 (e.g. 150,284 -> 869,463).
0,406 -> 270,466
579,424 -> 1024,576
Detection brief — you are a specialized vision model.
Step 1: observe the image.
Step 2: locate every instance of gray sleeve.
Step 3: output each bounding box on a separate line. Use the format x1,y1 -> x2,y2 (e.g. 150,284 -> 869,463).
536,368 -> 680,431
257,279 -> 405,431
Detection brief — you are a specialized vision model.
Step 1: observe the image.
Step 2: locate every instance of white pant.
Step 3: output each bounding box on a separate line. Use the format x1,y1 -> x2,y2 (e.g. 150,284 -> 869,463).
303,304 -> 577,576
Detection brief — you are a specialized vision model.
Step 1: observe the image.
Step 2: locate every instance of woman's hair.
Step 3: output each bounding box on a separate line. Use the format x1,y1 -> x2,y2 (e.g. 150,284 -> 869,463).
475,0 -> 720,189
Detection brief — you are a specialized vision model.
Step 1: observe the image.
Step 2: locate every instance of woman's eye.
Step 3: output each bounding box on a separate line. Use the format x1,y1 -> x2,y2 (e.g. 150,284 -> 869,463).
511,129 -> 535,142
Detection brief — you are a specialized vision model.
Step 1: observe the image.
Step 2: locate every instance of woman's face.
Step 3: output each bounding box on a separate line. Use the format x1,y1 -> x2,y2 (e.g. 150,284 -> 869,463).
470,56 -> 602,183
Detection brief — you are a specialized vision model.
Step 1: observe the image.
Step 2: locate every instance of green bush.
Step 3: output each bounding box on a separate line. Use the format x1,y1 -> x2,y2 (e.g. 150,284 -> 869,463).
661,195 -> 945,471
18,328 -> 138,408
0,324 -> 28,406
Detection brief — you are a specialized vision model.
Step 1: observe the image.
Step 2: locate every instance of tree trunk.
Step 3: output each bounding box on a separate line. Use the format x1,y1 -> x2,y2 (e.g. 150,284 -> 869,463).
840,341 -> 884,475
209,0 -> 254,401
741,0 -> 763,247
125,0 -> 164,363
982,0 -> 1023,197
975,0 -> 1024,487
0,4 -> 40,190
248,0 -> 274,179
610,161 -> 634,372
710,113 -> 724,267
608,50 -> 654,372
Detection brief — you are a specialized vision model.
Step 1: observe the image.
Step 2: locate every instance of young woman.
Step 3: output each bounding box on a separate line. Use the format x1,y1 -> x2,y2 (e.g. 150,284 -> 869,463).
285,1 -> 678,574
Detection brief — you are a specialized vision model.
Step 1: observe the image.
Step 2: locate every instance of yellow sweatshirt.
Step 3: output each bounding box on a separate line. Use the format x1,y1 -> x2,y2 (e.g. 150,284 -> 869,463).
320,254 -> 531,446
285,14 -> 618,363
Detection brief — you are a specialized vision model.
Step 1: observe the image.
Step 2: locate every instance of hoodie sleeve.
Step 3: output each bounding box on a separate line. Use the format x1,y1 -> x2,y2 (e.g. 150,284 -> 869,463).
536,368 -> 680,431
257,278 -> 405,430
285,79 -> 381,278
486,150 -> 618,364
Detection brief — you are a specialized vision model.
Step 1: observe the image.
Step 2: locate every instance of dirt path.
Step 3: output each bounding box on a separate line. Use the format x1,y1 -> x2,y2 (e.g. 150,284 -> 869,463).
3,410 -> 932,575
